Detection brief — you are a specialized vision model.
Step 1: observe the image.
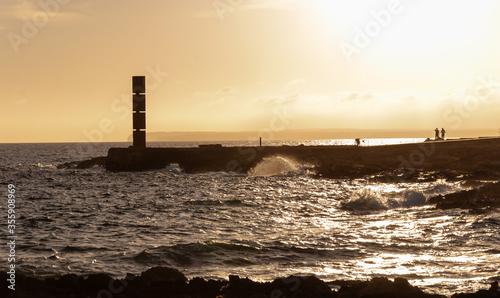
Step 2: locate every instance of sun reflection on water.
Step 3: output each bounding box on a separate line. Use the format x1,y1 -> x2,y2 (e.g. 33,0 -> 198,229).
15,161 -> 500,297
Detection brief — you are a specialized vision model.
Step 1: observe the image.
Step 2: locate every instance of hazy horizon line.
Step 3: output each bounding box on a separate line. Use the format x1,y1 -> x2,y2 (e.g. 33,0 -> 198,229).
2,128 -> 498,144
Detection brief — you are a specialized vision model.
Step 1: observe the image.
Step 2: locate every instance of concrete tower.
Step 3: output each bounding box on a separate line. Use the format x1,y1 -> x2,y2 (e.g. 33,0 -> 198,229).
132,76 -> 146,147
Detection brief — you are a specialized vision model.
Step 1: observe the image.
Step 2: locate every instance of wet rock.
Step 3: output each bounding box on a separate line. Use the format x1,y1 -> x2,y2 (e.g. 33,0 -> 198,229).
57,156 -> 107,169
220,275 -> 270,297
452,281 -> 500,298
2,270 -> 498,298
315,163 -> 382,179
334,277 -> 444,298
140,266 -> 188,284
220,275 -> 336,298
273,275 -> 335,298
428,182 -> 500,210
122,273 -> 148,289
189,277 -> 227,296
85,273 -> 114,289
57,273 -> 80,288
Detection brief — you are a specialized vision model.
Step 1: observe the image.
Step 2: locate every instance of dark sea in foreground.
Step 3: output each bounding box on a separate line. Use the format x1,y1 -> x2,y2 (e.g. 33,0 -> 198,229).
0,140 -> 499,296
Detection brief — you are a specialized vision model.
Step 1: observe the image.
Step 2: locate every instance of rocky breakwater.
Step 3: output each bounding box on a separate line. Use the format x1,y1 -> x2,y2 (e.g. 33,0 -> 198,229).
56,138 -> 500,180
314,137 -> 500,179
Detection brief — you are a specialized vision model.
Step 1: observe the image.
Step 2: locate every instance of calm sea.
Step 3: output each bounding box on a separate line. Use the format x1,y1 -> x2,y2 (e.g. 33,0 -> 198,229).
0,139 -> 499,296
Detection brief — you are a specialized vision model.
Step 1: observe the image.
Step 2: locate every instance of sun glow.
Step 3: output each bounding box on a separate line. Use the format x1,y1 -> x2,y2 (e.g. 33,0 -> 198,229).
306,0 -> 499,68
2,0 -> 500,142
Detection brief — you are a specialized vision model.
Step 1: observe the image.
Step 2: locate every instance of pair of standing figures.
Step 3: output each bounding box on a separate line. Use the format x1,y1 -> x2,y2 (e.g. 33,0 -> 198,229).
435,128 -> 445,139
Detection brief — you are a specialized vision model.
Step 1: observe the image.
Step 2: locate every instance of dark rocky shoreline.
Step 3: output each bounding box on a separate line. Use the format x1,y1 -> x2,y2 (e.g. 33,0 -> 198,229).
1,267 -> 499,298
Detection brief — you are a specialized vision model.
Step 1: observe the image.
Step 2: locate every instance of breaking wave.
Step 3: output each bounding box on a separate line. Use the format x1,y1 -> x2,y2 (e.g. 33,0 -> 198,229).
424,179 -> 463,196
34,163 -> 57,169
248,156 -> 312,177
164,163 -> 184,174
133,241 -> 262,267
342,189 -> 427,211
150,163 -> 185,174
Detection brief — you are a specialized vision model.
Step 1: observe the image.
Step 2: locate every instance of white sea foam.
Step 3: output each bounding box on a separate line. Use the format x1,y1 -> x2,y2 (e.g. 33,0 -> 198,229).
343,188 -> 427,210
164,163 -> 184,174
343,189 -> 389,210
248,156 -> 312,177
150,163 -> 185,174
32,163 -> 57,169
86,166 -> 106,172
422,179 -> 465,198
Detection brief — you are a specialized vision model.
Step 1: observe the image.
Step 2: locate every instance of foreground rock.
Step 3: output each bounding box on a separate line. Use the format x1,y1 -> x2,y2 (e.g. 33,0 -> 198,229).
429,182 -> 500,210
331,277 -> 445,298
452,282 -> 500,298
1,267 -> 498,298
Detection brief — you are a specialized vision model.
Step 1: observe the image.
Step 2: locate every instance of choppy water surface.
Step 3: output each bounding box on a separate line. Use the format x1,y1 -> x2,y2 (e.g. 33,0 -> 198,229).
0,142 -> 499,296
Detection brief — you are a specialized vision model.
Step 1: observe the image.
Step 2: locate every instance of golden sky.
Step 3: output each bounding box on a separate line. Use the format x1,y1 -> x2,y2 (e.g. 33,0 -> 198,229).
2,0 -> 500,142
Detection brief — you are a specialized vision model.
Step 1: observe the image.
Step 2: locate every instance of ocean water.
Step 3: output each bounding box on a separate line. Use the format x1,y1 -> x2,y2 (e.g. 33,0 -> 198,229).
0,140 -> 499,296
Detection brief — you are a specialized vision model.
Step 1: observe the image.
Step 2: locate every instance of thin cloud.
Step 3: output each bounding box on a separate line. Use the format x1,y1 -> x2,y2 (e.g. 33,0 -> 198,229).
0,1 -> 35,19
241,0 -> 303,10
1,0 -> 87,23
401,95 -> 417,102
214,86 -> 239,96
286,78 -> 306,93
257,93 -> 299,106
195,0 -> 301,19
195,86 -> 240,107
340,91 -> 375,102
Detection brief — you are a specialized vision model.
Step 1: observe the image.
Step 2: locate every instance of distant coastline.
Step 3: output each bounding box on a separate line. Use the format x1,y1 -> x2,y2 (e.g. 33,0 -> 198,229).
129,129 -> 499,142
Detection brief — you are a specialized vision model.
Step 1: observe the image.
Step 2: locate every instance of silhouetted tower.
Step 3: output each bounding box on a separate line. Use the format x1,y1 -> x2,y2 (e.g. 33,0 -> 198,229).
132,76 -> 146,147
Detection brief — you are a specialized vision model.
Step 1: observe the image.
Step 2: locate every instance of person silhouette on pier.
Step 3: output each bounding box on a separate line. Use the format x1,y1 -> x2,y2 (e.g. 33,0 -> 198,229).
434,128 -> 440,140
441,128 -> 446,140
